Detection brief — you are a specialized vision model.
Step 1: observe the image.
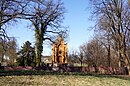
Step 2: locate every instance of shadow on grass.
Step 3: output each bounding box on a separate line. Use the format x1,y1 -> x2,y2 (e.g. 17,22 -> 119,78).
0,70 -> 130,81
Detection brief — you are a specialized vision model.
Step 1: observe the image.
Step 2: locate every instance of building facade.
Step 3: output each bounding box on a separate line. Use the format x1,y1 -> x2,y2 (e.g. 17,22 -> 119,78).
52,37 -> 68,65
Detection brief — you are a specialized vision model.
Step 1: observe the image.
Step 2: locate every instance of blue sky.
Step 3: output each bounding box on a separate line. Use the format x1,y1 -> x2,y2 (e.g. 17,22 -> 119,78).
7,0 -> 94,55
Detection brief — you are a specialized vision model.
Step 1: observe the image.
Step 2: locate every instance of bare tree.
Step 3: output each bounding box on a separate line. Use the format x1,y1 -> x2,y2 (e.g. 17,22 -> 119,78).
0,38 -> 17,65
81,37 -> 108,66
94,28 -> 112,67
68,50 -> 80,66
78,51 -> 84,68
21,0 -> 67,66
0,0 -> 28,39
0,0 -> 29,63
89,0 -> 130,67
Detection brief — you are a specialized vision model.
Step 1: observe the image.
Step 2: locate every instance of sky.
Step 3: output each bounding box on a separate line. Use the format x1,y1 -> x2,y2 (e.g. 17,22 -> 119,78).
7,0 -> 95,55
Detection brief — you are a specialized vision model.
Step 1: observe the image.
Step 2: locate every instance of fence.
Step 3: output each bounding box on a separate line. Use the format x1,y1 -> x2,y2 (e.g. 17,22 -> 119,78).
67,66 -> 128,75
0,66 -> 129,75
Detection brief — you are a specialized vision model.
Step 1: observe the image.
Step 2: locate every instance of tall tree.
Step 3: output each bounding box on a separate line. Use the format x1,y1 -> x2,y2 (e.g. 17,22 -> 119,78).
22,0 -> 66,66
0,0 -> 29,63
89,0 -> 130,67
95,29 -> 112,67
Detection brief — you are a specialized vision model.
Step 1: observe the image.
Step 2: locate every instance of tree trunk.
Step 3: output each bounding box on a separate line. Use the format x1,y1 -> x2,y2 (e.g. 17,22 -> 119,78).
108,45 -> 111,67
35,29 -> 43,67
107,34 -> 111,67
81,61 -> 83,68
121,33 -> 130,75
118,33 -> 130,68
118,36 -> 125,67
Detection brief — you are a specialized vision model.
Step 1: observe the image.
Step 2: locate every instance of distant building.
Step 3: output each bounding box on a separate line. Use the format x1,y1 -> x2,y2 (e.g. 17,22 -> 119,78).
52,36 -> 68,65
0,55 -> 9,66
41,56 -> 51,63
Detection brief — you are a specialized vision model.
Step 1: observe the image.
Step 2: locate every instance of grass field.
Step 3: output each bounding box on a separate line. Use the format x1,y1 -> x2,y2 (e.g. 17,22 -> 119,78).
0,70 -> 130,86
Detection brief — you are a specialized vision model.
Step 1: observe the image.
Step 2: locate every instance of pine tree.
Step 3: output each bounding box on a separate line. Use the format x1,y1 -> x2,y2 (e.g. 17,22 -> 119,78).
17,41 -> 35,66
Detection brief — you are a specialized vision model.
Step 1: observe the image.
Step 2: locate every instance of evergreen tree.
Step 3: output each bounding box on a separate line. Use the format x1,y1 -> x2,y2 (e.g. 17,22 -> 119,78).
17,41 -> 35,66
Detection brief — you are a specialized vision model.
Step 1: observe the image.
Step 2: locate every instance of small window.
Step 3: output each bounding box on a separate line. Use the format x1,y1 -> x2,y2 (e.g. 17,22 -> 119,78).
59,50 -> 62,54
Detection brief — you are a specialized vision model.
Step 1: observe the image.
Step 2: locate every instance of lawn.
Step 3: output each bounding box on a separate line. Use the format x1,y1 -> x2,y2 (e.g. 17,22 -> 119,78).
0,70 -> 130,86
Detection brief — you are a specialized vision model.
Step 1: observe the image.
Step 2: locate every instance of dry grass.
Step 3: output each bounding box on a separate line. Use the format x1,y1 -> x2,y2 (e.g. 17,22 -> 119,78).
0,74 -> 130,86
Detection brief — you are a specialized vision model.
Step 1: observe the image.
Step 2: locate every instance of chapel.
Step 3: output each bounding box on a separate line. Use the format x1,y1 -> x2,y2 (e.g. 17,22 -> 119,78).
52,36 -> 68,65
